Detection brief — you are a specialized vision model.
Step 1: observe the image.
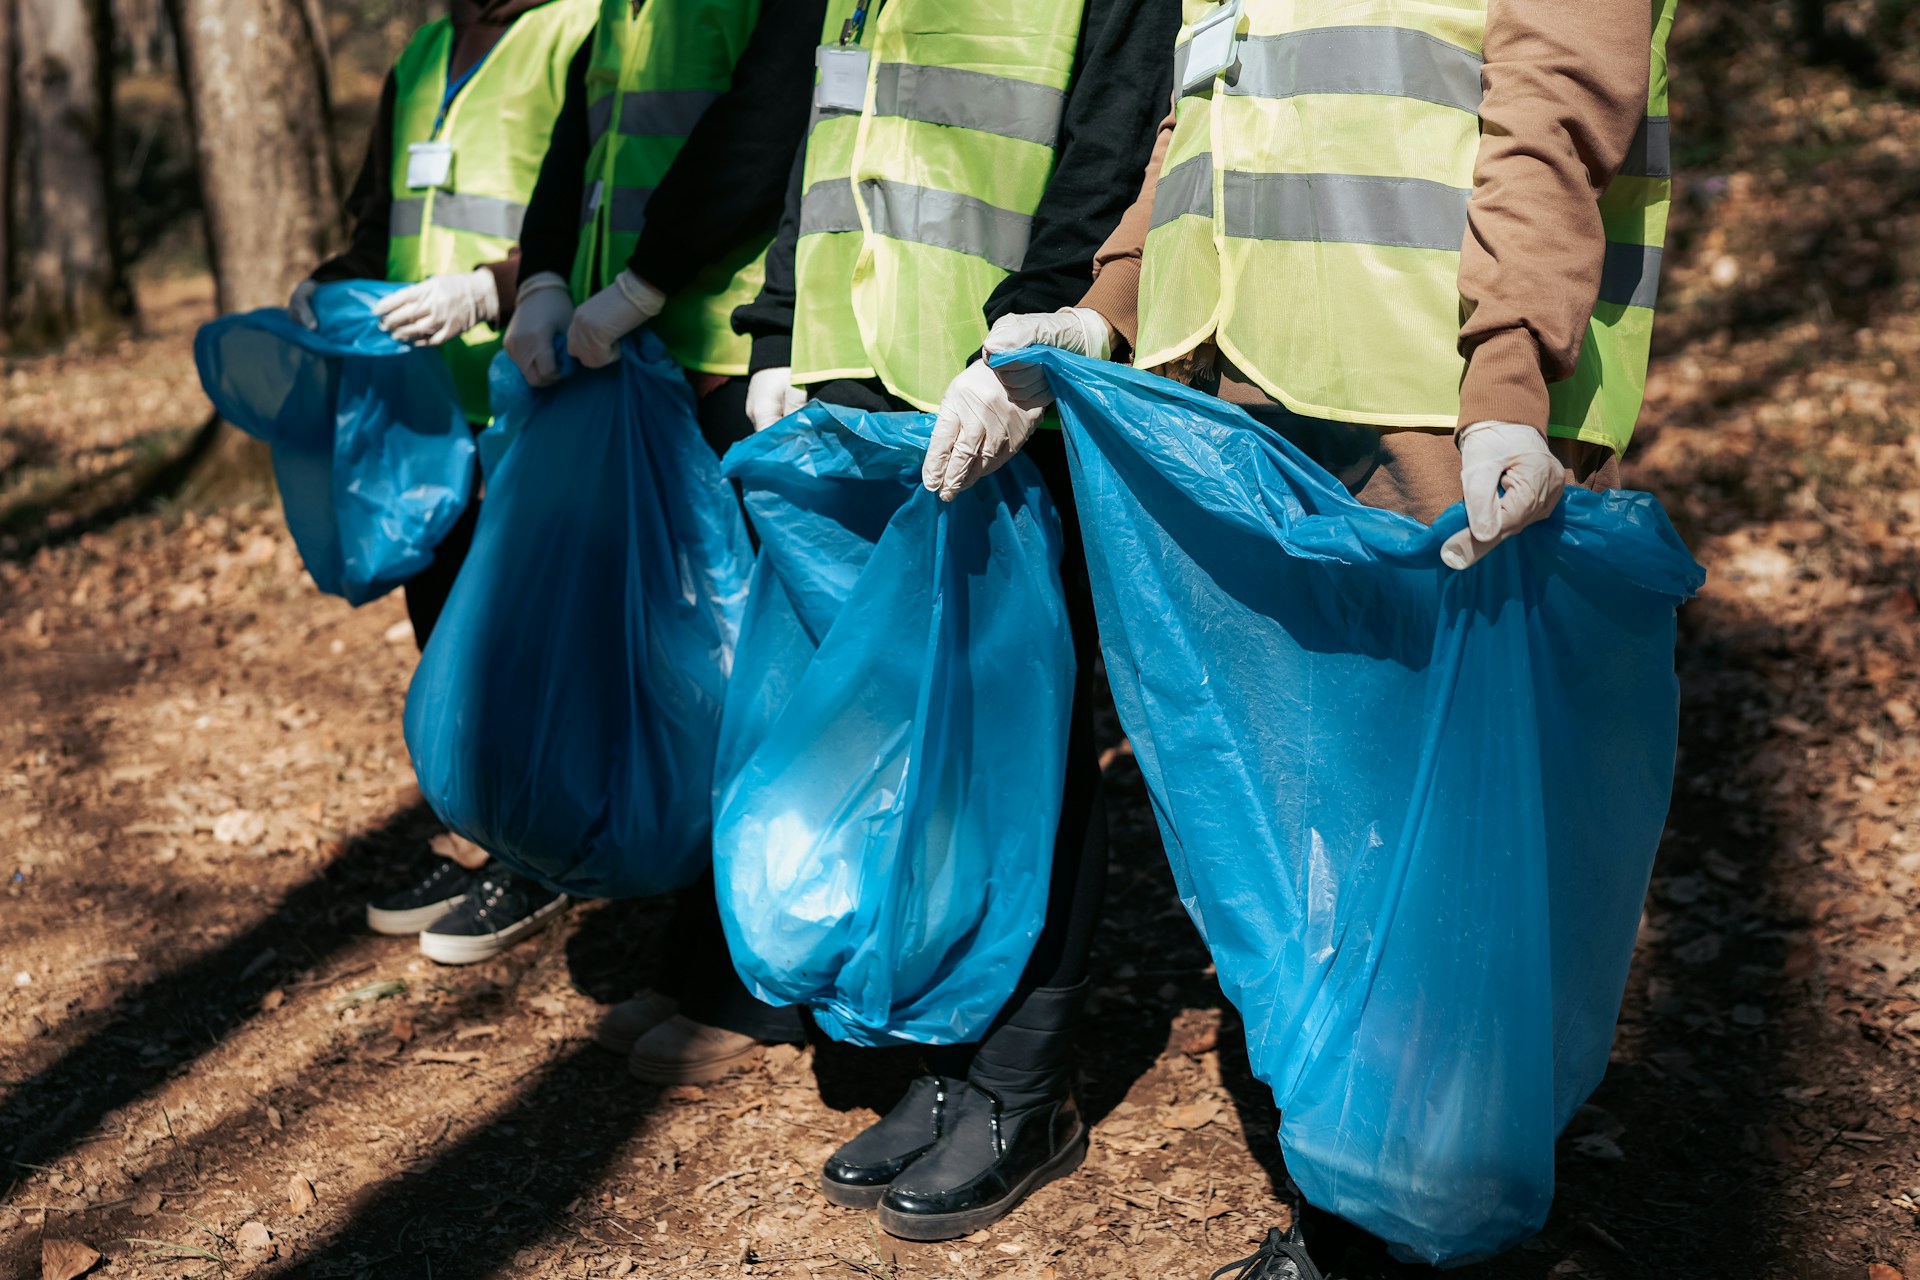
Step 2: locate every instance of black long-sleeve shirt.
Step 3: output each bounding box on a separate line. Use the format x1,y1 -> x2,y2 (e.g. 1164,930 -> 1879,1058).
517,0 -> 827,294
732,0 -> 1182,374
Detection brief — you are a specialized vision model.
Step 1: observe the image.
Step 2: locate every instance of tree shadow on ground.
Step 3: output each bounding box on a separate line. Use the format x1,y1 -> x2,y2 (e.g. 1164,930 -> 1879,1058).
255,1042 -> 664,1280
0,415 -> 221,563
0,803 -> 440,1182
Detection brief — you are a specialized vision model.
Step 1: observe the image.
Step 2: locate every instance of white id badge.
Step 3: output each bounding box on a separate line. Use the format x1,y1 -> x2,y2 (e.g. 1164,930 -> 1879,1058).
1180,0 -> 1243,94
816,45 -> 871,112
406,140 -> 454,190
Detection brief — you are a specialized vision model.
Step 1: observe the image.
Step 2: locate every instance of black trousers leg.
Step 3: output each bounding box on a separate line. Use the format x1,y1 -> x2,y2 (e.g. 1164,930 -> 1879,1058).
669,372 -> 806,1040
666,869 -> 809,1042
403,461 -> 484,651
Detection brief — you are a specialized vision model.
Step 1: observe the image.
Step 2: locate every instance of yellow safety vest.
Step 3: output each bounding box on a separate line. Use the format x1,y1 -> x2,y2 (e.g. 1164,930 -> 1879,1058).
791,0 -> 1084,410
1134,0 -> 1674,452
570,0 -> 766,375
388,0 -> 597,424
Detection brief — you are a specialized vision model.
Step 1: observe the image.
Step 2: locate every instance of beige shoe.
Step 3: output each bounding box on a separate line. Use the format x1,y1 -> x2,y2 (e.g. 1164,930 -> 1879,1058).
628,1014 -> 765,1085
594,991 -> 680,1055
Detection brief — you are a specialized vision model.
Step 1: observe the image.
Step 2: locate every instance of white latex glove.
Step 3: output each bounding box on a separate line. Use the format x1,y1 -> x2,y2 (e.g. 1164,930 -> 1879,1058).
503,272 -> 574,387
1439,420 -> 1566,571
567,269 -> 666,369
979,306 -> 1114,407
746,367 -> 807,431
288,279 -> 319,330
923,360 -> 1045,500
374,268 -> 500,346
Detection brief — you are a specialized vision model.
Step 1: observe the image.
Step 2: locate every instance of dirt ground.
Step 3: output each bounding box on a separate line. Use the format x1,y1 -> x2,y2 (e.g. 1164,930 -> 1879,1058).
8,4 -> 1920,1279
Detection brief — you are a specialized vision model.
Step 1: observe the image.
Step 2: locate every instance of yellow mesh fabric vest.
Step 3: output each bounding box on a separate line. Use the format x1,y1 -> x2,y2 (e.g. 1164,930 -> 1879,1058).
790,0 -> 1084,410
388,0 -> 597,424
569,0 -> 766,375
1134,0 -> 1674,452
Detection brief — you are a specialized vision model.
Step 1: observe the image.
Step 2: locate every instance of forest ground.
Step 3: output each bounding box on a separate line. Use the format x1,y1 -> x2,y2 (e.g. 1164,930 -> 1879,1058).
7,3 -> 1920,1278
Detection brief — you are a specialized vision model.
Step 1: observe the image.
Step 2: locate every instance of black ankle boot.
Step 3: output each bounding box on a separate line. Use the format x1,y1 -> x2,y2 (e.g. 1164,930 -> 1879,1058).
960,980 -> 1089,1110
874,1083 -> 1087,1240
820,1075 -> 959,1209
873,982 -> 1092,1241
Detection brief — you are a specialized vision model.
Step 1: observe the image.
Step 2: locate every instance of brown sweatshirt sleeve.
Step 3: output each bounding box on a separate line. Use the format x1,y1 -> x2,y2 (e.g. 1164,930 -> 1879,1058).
1078,94 -> 1178,355
482,250 -> 521,324
1456,0 -> 1651,433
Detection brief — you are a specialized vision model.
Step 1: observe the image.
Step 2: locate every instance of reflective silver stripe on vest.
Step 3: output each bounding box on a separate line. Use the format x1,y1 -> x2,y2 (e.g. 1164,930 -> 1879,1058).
860,179 -> 1031,273
1148,153 -> 1214,230
870,62 -> 1066,148
799,178 -> 861,236
800,178 -> 1033,271
1222,171 -> 1469,251
588,89 -> 718,145
391,193 -> 524,240
619,88 -> 720,136
1598,241 -> 1662,308
1223,27 -> 1484,114
607,185 -> 656,235
431,191 -> 527,239
1617,116 -> 1671,178
392,197 -> 426,238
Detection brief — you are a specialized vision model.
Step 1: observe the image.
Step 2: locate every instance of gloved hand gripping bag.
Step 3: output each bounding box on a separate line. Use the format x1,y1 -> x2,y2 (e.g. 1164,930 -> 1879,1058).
1002,348 -> 1705,1266
192,279 -> 474,605
403,332 -> 752,899
713,404 -> 1075,1047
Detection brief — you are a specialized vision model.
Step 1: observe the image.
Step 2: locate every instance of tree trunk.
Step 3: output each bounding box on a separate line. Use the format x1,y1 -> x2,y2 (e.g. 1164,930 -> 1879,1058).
13,0 -> 128,344
167,0 -> 340,312
167,0 -> 343,499
0,0 -> 14,335
113,0 -> 173,77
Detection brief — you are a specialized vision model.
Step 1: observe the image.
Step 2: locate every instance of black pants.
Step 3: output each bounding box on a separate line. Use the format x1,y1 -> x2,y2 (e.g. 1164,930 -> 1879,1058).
810,379 -> 1110,1082
403,377 -> 804,1044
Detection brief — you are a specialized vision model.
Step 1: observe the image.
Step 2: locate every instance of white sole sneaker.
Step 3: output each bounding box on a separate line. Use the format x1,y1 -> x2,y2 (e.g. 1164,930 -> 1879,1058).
366,896 -> 469,937
418,895 -> 569,965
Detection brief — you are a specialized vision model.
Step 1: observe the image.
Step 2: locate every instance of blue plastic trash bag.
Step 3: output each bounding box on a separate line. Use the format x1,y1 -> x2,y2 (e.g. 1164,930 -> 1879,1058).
476,337 -> 567,484
713,403 -> 1074,1047
192,279 -> 473,605
1007,348 -> 1705,1265
403,332 -> 751,899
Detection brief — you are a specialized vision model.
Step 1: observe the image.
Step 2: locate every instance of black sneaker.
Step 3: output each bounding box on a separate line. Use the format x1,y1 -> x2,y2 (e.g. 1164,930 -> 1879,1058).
366,860 -> 481,936
417,871 -> 567,965
873,1084 -> 1086,1241
1211,1227 -> 1327,1280
821,1075 -> 957,1209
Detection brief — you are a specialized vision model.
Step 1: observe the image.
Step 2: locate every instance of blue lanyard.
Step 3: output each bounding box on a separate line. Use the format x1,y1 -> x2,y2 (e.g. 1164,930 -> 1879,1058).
840,0 -> 880,45
433,43 -> 495,135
